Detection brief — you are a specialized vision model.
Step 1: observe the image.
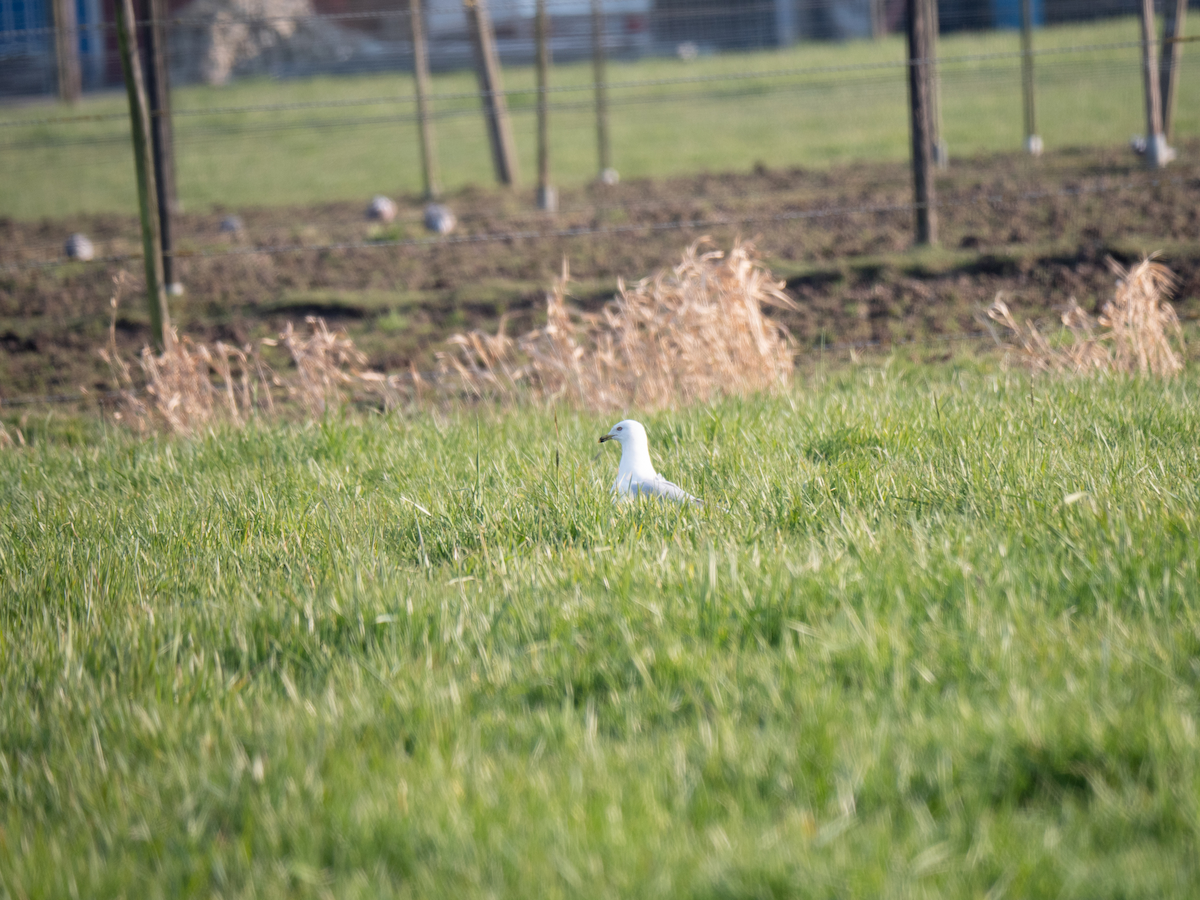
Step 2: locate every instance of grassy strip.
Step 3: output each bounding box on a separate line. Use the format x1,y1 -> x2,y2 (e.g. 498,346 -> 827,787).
2,360 -> 1200,896
1,17 -> 1194,218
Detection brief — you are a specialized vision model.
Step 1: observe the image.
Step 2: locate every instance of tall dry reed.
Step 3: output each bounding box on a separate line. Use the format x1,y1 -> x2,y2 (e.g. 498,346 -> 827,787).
439,239 -> 797,410
99,275 -> 394,433
988,255 -> 1184,377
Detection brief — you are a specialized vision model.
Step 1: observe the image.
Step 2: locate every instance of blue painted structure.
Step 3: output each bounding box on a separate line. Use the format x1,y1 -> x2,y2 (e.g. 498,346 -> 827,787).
992,0 -> 1045,29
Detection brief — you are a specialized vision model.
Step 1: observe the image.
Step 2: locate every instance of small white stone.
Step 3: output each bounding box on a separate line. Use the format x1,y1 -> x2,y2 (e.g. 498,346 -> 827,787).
423,203 -> 456,235
599,167 -> 620,186
367,195 -> 398,223
64,233 -> 94,261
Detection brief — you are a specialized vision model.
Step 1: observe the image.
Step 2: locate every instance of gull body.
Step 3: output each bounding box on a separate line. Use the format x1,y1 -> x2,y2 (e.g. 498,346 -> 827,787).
598,419 -> 699,504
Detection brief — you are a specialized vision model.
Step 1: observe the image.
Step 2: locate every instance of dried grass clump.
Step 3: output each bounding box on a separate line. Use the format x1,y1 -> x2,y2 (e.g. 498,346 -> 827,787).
439,239 -> 797,410
271,317 -> 377,418
988,255 -> 1184,377
101,276 -> 394,433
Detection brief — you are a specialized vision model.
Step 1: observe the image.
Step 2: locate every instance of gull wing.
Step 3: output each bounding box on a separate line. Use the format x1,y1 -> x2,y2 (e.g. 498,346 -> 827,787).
630,475 -> 701,505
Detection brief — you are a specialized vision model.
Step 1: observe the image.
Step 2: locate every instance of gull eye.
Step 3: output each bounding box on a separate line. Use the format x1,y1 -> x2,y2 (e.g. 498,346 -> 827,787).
617,426 -> 623,431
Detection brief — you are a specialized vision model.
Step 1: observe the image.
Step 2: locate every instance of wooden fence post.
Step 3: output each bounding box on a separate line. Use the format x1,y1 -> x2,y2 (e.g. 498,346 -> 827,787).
1020,0 -> 1042,155
52,0 -> 82,104
114,0 -> 170,350
927,0 -> 946,168
1159,0 -> 1187,143
464,0 -> 519,185
870,0 -> 885,39
1138,0 -> 1169,168
411,0 -> 441,200
906,0 -> 937,245
144,0 -> 180,294
535,0 -> 555,210
591,0 -> 612,181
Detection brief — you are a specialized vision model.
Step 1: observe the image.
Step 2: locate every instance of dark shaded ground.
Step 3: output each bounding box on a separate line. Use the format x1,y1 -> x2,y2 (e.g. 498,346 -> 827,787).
2,141 -> 1199,404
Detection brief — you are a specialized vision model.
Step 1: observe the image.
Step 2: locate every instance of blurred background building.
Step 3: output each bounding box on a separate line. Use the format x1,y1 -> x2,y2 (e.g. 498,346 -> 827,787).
0,0 -> 1194,97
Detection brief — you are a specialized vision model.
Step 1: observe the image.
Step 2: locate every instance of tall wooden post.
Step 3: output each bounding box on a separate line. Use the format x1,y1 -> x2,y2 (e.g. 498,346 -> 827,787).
464,0 -> 519,185
411,0 -> 441,199
870,0 -> 885,38
1138,0 -> 1168,168
906,0 -> 937,245
535,0 -> 555,210
927,0 -> 946,168
1020,0 -> 1042,155
52,0 -> 82,103
1159,0 -> 1187,143
114,0 -> 170,350
590,0 -> 612,179
144,0 -> 180,293
773,0 -> 795,46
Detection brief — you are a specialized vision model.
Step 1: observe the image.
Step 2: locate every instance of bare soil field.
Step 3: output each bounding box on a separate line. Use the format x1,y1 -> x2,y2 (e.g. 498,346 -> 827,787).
2,141 -> 1199,403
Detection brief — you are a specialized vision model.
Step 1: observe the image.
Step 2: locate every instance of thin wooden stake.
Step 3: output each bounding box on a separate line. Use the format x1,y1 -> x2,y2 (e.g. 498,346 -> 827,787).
411,0 -> 441,199
870,0 -> 885,39
590,0 -> 611,179
114,0 -> 170,350
906,0 -> 937,245
464,0 -> 519,186
1159,0 -> 1187,143
52,0 -> 82,104
1139,0 -> 1168,168
144,0 -> 180,293
1020,0 -> 1042,155
927,0 -> 946,168
535,0 -> 555,210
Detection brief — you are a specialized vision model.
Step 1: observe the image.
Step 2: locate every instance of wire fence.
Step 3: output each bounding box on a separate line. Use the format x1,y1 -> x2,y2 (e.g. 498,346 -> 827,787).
0,328 -> 1006,412
1,1 -> 1192,218
1,168 -> 1189,274
0,0 -> 1196,411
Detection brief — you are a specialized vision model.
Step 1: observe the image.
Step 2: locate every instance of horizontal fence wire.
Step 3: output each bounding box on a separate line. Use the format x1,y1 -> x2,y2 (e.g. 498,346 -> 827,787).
0,40 -> 1157,132
13,0 -> 1184,38
0,330 -> 1006,410
1,7 -> 1192,414
1,172 -> 1186,274
1,0 -> 1003,33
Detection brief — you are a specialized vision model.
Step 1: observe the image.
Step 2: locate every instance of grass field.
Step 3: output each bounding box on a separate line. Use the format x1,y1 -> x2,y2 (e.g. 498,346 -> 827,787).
1,17 -> 1194,218
3,360 -> 1200,896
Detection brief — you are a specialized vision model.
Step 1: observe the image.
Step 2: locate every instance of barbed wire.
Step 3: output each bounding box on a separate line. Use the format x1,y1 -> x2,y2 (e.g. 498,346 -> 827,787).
1,14 -> 1188,412
0,388 -> 136,408
4,177 -> 905,260
0,329 -> 1007,411
9,10 -> 1178,44
0,59 -> 1152,153
2,0 -> 1007,35
2,171 -> 1187,276
0,38 -> 1153,131
0,170 -> 923,258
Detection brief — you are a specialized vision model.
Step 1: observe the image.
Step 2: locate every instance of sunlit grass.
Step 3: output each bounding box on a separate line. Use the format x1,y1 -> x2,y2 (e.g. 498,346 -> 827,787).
0,17 -> 1190,218
3,360 -> 1200,896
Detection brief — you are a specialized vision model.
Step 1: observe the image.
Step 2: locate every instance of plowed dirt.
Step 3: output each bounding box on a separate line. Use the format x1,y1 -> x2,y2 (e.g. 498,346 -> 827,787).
2,141 -> 1198,404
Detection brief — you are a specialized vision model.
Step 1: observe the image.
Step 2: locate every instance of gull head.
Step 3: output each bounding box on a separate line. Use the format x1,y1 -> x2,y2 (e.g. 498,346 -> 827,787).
598,419 -> 647,448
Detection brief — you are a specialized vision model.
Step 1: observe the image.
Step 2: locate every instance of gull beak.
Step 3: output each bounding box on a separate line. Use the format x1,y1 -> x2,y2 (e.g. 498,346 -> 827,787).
598,433 -> 613,443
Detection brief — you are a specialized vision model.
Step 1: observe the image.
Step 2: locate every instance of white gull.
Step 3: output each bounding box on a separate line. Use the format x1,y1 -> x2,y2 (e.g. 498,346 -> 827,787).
598,419 -> 700,504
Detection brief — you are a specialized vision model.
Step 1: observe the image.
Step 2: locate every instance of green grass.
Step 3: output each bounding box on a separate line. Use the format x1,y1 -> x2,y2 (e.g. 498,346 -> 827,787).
1,17 -> 1194,218
3,360 -> 1200,897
